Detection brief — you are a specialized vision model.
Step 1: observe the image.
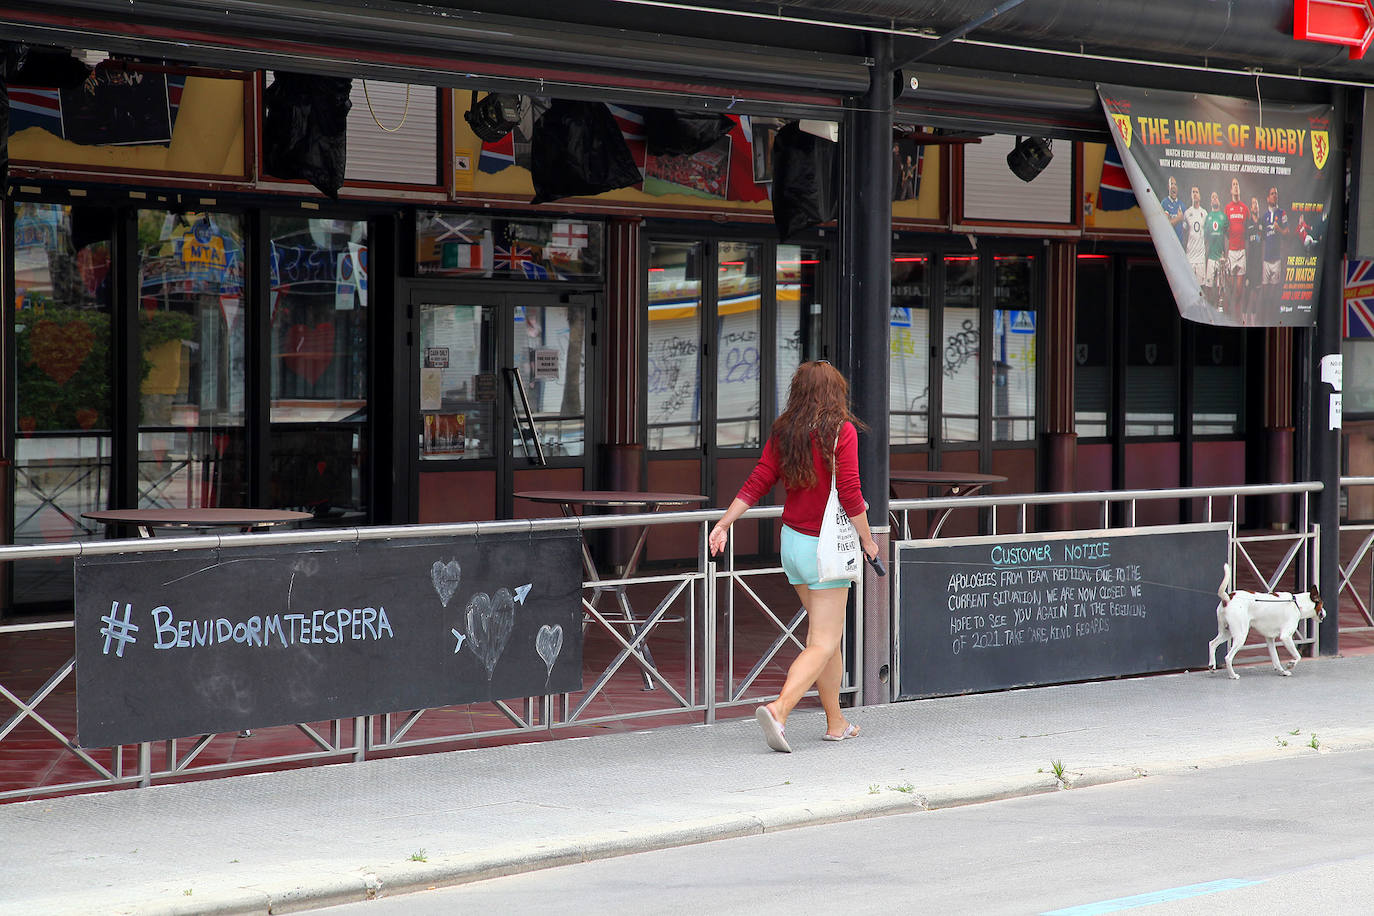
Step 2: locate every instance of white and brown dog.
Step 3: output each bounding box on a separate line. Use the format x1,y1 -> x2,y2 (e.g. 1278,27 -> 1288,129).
1208,563 -> 1324,679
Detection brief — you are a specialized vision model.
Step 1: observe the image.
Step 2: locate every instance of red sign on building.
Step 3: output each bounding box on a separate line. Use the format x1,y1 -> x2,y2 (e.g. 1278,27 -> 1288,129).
1294,0 -> 1374,59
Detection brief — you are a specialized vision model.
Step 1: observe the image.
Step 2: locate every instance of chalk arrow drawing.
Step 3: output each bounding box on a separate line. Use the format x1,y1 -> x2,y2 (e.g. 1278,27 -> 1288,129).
450,628 -> 466,654
431,559 -> 462,607
514,583 -> 533,605
535,624 -> 563,676
465,588 -> 515,679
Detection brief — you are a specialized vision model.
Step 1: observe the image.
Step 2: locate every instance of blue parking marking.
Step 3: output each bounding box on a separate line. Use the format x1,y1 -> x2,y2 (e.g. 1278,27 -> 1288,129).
1041,878 -> 1263,915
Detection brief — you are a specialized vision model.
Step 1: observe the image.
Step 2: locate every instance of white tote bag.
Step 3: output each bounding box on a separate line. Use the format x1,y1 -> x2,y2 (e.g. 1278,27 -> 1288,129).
816,445 -> 861,582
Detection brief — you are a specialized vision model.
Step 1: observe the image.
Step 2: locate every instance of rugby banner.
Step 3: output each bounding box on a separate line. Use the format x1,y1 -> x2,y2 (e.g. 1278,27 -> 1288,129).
1098,84 -> 1336,327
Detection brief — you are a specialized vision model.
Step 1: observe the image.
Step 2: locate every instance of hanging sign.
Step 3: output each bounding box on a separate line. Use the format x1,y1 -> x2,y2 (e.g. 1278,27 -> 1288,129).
1099,84 -> 1337,328
1294,0 -> 1374,59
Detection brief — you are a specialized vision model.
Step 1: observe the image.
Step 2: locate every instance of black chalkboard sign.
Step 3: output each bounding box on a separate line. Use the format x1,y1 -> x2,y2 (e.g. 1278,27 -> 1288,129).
74,529 -> 582,747
894,523 -> 1229,700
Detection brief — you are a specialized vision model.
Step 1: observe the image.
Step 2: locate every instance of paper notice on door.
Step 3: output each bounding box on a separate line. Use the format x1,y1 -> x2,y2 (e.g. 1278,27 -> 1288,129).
1321,353 -> 1343,391
420,368 -> 442,410
1331,392 -> 1343,430
533,348 -> 560,380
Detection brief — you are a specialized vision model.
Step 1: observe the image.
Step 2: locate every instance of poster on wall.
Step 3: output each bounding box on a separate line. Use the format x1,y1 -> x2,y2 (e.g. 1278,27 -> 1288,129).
1099,84 -> 1336,328
644,138 -> 731,199
60,70 -> 173,146
891,135 -> 924,201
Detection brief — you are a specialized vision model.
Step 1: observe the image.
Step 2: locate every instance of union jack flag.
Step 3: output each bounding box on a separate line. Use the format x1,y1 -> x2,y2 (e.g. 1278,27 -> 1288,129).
607,103 -> 647,182
6,87 -> 63,135
478,132 -> 515,174
1097,144 -> 1136,211
495,243 -> 547,279
1345,258 -> 1374,338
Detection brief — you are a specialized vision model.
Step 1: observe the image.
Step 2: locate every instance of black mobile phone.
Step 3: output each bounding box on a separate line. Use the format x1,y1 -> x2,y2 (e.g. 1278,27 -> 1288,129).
867,553 -> 887,577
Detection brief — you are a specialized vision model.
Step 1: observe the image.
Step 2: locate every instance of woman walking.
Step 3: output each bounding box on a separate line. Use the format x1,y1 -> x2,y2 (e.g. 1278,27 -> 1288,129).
708,360 -> 879,752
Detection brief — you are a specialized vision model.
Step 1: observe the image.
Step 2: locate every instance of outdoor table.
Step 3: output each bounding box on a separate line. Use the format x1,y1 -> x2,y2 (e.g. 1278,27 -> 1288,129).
888,470 -> 1008,538
83,508 -> 315,539
515,490 -> 709,690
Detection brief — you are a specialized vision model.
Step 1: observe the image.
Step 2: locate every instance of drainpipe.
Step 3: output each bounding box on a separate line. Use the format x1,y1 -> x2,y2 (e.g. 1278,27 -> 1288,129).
1313,88 -> 1346,655
837,34 -> 893,704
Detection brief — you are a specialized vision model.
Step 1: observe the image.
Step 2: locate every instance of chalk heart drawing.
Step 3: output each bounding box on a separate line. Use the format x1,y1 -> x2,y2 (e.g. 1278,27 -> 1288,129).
535,624 -> 563,676
466,588 -> 515,678
431,559 -> 462,608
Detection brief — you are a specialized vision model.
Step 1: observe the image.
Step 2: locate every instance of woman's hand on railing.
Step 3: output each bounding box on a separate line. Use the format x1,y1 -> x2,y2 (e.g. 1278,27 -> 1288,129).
708,523 -> 729,556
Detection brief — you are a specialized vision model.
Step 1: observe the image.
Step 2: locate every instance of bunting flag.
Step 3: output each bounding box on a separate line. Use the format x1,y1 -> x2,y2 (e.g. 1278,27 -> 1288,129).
725,115 -> 769,203
1097,144 -> 1136,210
1345,259 -> 1374,338
607,103 -> 647,183
478,131 -> 515,173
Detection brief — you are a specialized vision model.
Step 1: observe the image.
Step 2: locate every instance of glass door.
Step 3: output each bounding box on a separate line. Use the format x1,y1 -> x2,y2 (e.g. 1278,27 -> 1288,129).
267,216 -> 371,524
408,287 -> 590,521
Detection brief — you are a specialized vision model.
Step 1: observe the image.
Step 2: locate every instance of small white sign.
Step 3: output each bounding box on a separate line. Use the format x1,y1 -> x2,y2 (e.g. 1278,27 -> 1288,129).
1331,392 -> 1343,430
533,348 -> 560,380
1321,353 -> 1343,391
419,368 -> 441,411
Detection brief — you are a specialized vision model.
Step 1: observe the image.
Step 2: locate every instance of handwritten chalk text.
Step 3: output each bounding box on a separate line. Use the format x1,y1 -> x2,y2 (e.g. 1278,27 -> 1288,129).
151,605 -> 395,649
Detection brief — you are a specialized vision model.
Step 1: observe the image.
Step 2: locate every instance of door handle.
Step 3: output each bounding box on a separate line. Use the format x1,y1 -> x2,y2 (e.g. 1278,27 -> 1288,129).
504,367 -> 547,467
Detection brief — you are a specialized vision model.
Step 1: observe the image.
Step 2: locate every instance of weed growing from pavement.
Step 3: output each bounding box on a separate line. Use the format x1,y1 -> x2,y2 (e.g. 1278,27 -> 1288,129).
869,784 -> 880,794
183,890 -> 192,896
1289,728 -> 1301,735
887,782 -> 915,793
1276,736 -> 1289,747
409,849 -> 428,862
1309,734 -> 1321,750
1050,759 -> 1067,784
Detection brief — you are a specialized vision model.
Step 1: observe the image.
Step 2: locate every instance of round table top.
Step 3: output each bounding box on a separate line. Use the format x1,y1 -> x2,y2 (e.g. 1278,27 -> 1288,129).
888,470 -> 1008,486
515,490 -> 710,508
83,508 -> 316,528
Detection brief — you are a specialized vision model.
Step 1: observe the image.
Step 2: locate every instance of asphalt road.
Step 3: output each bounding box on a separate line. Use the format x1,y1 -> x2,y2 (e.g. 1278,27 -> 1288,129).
325,746 -> 1374,915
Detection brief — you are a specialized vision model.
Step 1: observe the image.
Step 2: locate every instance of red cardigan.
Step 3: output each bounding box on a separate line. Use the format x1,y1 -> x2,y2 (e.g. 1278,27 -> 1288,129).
733,421 -> 867,536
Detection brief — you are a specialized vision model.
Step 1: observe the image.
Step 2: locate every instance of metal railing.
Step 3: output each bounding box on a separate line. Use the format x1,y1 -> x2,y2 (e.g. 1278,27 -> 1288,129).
890,480 -> 1321,593
3,478 -> 1361,802
0,505 -> 851,801
1337,476 -> 1374,636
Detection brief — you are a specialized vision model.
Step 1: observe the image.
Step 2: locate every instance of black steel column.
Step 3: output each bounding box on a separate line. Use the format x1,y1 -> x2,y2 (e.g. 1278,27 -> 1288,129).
1314,88 -> 1347,655
838,34 -> 893,702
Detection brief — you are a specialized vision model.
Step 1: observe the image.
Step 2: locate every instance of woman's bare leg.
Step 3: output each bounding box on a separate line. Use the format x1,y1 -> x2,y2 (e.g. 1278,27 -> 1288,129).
766,584 -> 849,727
815,642 -> 851,737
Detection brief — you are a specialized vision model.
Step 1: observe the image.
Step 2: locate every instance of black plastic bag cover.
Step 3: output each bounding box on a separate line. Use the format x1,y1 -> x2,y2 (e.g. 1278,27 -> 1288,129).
8,45 -> 91,89
771,121 -> 839,241
530,100 -> 641,204
263,72 -> 352,199
2,43 -> 93,175
644,109 -> 732,157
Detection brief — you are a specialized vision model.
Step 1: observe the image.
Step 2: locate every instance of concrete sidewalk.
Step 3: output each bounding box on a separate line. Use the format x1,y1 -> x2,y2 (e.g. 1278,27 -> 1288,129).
5,654 -> 1373,915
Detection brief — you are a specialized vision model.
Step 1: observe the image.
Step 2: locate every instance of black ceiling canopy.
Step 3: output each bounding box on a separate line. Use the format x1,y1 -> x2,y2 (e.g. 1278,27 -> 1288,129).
655,0 -> 1374,81
0,0 -> 869,115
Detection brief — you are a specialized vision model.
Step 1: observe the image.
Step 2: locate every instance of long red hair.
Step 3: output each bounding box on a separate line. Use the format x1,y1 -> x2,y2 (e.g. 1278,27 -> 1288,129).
769,361 -> 866,489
